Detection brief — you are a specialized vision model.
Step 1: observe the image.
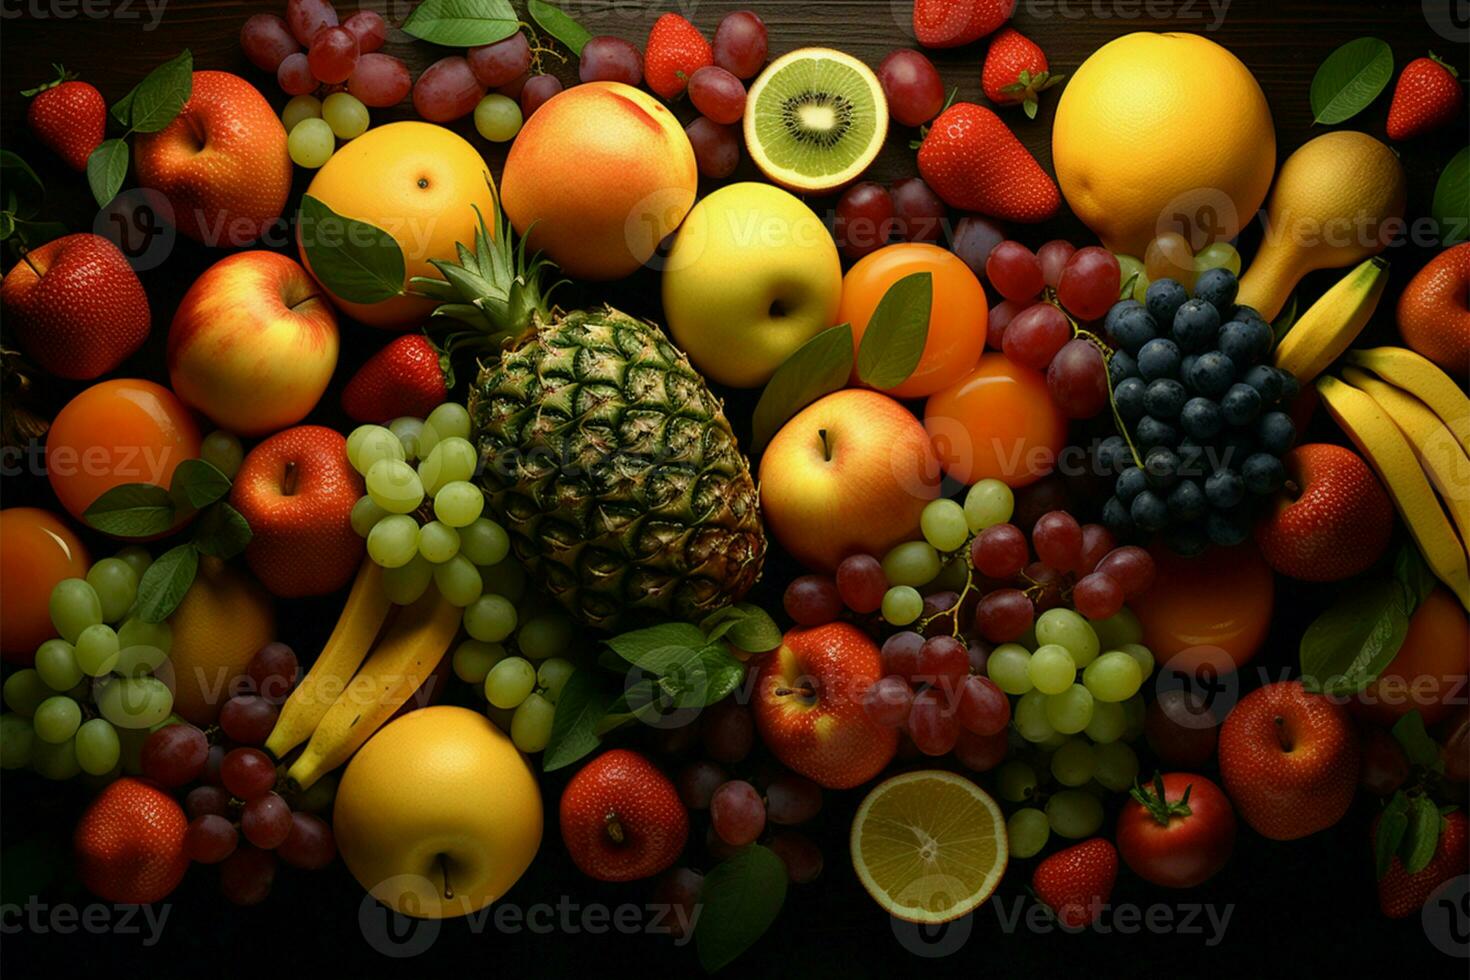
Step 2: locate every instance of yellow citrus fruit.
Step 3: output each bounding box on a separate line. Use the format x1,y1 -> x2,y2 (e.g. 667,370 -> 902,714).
300,121 -> 497,329
1052,32 -> 1275,257
164,556 -> 275,725
849,770 -> 1006,923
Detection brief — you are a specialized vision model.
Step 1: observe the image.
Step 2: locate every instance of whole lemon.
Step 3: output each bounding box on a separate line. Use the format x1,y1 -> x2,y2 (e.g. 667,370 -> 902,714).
1052,33 -> 1275,257
164,557 -> 275,725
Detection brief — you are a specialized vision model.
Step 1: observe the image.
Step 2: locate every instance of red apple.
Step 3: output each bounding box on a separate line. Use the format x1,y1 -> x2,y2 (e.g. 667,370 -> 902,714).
168,251 -> 338,438
752,622 -> 898,789
759,389 -> 940,572
1255,443 -> 1393,581
229,426 -> 363,598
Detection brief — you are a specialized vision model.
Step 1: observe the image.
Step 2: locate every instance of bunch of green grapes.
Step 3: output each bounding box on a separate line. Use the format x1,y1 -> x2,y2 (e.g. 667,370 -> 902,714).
1,548 -> 178,780
346,403 -> 514,608
451,602 -> 578,754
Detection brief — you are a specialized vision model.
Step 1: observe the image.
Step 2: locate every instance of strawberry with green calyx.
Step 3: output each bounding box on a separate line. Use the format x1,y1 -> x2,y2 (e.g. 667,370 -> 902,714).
982,29 -> 1064,119
23,65 -> 106,172
917,102 -> 1060,222
1371,711 -> 1467,917
1386,53 -> 1463,141
340,334 -> 455,424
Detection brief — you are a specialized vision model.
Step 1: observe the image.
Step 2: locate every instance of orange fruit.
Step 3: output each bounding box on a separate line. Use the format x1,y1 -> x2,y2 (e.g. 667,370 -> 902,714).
164,557 -> 275,725
1354,587 -> 1469,727
0,508 -> 90,663
300,122 -> 497,329
1132,544 -> 1274,675
46,379 -> 202,530
923,352 -> 1067,487
840,243 -> 988,399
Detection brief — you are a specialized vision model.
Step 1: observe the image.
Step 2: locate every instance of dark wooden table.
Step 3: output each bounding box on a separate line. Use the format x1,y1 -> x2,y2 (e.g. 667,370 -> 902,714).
2,0 -> 1467,976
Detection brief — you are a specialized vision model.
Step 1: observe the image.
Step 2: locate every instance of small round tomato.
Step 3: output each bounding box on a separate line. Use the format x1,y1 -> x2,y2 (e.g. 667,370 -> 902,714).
0,508 -> 90,663
923,352 -> 1067,487
840,243 -> 988,399
1117,772 -> 1236,888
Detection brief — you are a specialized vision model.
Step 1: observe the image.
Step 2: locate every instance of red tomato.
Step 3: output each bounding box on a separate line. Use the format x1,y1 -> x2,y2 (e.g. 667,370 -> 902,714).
1116,772 -> 1236,888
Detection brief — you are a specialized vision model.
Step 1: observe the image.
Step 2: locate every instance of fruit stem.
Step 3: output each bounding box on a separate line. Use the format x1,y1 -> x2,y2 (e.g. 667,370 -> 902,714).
774,683 -> 816,702
604,811 -> 625,845
281,461 -> 299,497
1274,715 -> 1293,753
1129,771 -> 1193,826
818,428 -> 833,463
438,853 -> 453,900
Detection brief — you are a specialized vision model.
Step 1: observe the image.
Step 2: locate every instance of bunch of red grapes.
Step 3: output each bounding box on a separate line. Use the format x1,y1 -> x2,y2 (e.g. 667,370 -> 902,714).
139,642 -> 336,906
241,1 -> 407,107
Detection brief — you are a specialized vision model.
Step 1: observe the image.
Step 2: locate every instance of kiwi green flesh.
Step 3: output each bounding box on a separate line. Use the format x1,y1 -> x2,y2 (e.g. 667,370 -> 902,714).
752,56 -> 880,180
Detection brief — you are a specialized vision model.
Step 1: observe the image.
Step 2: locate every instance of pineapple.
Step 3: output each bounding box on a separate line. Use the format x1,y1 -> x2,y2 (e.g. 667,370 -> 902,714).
413,205 -> 766,630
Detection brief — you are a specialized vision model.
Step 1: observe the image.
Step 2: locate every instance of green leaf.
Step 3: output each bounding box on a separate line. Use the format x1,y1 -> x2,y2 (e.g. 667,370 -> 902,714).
1401,796 -> 1444,875
749,323 -> 853,454
1298,579 -> 1408,695
1310,37 -> 1393,125
856,272 -> 933,390
1375,791 -> 1410,879
193,503 -> 252,559
85,139 -> 129,209
10,218 -> 69,247
1431,146 -> 1469,247
606,623 -> 708,667
698,645 -> 746,705
703,603 -> 783,654
402,0 -> 518,46
543,668 -> 614,772
298,195 -> 406,304
134,544 -> 198,624
695,845 -> 788,972
528,0 -> 591,56
1393,542 -> 1437,614
1391,711 -> 1442,770
112,49 -> 193,134
169,458 -> 231,510
1,150 -> 45,219
82,483 -> 175,538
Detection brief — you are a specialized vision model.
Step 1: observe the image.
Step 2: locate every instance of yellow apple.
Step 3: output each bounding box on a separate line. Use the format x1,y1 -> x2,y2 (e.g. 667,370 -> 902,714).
759,389 -> 941,572
662,182 -> 842,388
333,706 -> 542,919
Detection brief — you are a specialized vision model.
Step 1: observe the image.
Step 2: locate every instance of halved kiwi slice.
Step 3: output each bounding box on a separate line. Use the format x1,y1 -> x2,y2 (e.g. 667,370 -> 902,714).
744,47 -> 889,194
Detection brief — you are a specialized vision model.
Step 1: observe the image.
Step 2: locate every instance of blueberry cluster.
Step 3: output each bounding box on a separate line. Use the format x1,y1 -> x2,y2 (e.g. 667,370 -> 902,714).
1096,268 -> 1299,555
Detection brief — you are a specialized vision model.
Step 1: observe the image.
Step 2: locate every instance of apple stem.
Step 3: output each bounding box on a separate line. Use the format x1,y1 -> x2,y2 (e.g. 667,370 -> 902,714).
774,683 -> 816,702
818,428 -> 832,463
438,853 -> 454,901
604,811 -> 626,845
281,460 -> 299,497
1274,715 -> 1293,753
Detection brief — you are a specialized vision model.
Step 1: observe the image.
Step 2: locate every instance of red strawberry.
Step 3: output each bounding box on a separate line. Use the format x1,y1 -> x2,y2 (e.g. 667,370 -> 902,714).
1031,838 -> 1118,928
982,29 -> 1064,119
1376,809 -> 1468,918
0,233 -> 151,380
560,749 -> 689,882
917,103 -> 1060,222
644,13 -> 712,100
23,67 -> 106,172
913,0 -> 1015,49
74,778 -> 189,904
340,334 -> 452,423
1386,54 -> 1463,141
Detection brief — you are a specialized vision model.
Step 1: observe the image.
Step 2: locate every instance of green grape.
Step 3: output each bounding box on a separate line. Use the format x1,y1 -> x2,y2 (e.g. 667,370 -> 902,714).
95,676 -> 173,729
433,481 -> 484,528
382,555 -> 434,605
995,760 -> 1037,802
367,459 -> 425,514
1034,608 -> 1099,668
1194,241 -> 1241,276
1007,808 -> 1050,859
75,624 -> 120,676
281,93 -> 322,132
117,616 -> 171,656
1120,695 -> 1147,741
484,656 -> 536,709
1118,642 -> 1155,680
287,117 -> 335,168
479,559 -> 526,603
881,541 -> 941,587
351,495 -> 390,537
200,430 -> 244,479
0,712 -> 35,769
115,645 -> 167,677
322,91 -> 370,139
426,403 -> 471,442
986,643 -> 1034,695
1044,684 -> 1094,734
417,437 -> 478,495
518,615 -> 572,660
474,93 -> 523,142
1094,741 -> 1140,792
355,425 -> 406,473
919,499 -> 969,552
1091,607 -> 1143,650
388,417 -> 426,460
114,546 -> 152,581
346,424 -> 379,470
537,658 -> 575,703
31,736 -> 79,780
418,521 -> 461,563
1027,644 -> 1076,695
434,555 -> 483,607
452,639 -> 506,684
86,557 -> 139,622
881,586 -> 923,626
510,691 -> 554,752
963,478 -> 1014,531
1014,690 -> 1055,742
50,578 -> 102,643
3,669 -> 49,716
1116,253 -> 1149,303
1083,699 -> 1126,744
1050,738 -> 1097,787
34,639 -> 81,691
74,718 -> 120,776
1083,650 -> 1143,702
367,514 -> 421,568
416,420 -> 442,459
1034,730 -> 1069,751
1046,789 -> 1105,839
460,518 -> 511,567
463,594 -> 517,643
33,696 -> 82,743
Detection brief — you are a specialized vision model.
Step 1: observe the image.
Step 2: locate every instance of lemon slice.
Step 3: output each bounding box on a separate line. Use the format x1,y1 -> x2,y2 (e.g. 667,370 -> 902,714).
849,770 -> 1007,923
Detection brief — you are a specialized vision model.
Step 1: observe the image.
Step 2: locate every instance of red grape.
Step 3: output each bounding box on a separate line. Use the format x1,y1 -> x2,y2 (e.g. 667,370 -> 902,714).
1094,546 -> 1156,598
1078,524 -> 1116,573
1012,477 -> 1071,536
766,772 -> 823,825
767,830 -> 824,883
1033,511 -> 1083,572
971,523 -> 1029,579
1025,561 -> 1066,611
986,240 -> 1044,303
579,35 -> 642,86
986,298 -> 1023,351
652,868 -> 703,937
836,554 -> 886,613
877,48 -> 944,127
186,785 -> 231,819
277,52 -> 316,96
220,747 -> 277,801
974,588 -> 1033,642
954,728 -> 1009,772
834,182 -> 895,261
247,642 -> 299,706
676,760 -> 727,809
496,71 -> 530,99
141,724 -> 209,787
863,676 -> 914,727
413,56 -> 485,122
783,574 -> 841,626
710,780 -> 765,846
955,675 -> 1011,735
950,215 -> 1006,280
712,10 -> 767,79
701,698 -> 753,764
341,10 -> 386,53
1002,302 -> 1072,370
1073,572 -> 1124,619
916,635 -> 969,686
520,74 -> 563,118
688,65 -> 746,124
241,14 -> 300,73
906,688 -> 959,756
307,26 -> 358,85
685,118 -> 739,179
278,812 -> 336,870
880,631 -> 924,680
220,695 -> 279,746
185,814 -> 238,864
1057,246 -> 1121,322
219,846 -> 277,906
920,591 -> 962,637
890,177 -> 946,243
347,53 -> 411,107
1360,728 -> 1411,797
241,792 -> 293,849
286,0 -> 338,46
968,639 -> 993,675
203,742 -> 226,786
1047,338 -> 1111,419
469,33 -> 532,86
1037,239 -> 1075,288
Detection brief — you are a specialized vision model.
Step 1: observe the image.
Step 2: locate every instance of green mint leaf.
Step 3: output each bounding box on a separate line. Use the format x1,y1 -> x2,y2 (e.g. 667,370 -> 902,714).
543,668 -> 615,771
86,139 -> 129,209
1298,578 -> 1409,695
298,194 -> 407,304
402,0 -> 519,46
856,272 -> 933,390
83,483 -> 176,538
193,502 -> 252,559
115,49 -> 193,134
1392,542 -> 1437,614
1391,711 -> 1442,770
169,458 -> 232,510
1310,37 -> 1393,125
750,323 -> 853,454
1375,791 -> 1411,879
1401,797 -> 1444,874
703,603 -> 783,654
695,845 -> 788,972
605,623 -> 708,666
134,544 -> 199,623
1431,146 -> 1469,247
528,0 -> 591,56
698,645 -> 746,705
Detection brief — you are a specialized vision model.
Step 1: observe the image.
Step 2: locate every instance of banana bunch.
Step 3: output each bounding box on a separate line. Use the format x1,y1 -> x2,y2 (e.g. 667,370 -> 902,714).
1318,346 -> 1470,610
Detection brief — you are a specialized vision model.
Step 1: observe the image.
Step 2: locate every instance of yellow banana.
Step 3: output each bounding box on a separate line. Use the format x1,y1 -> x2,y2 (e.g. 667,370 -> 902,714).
265,560 -> 392,758
1273,257 -> 1389,383
1344,347 -> 1470,455
1317,376 -> 1470,610
286,590 -> 460,789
